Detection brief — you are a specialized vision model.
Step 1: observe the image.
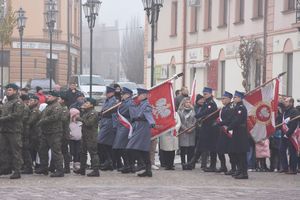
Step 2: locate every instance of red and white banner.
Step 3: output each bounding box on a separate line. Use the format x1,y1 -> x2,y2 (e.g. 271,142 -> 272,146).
148,81 -> 176,139
117,109 -> 133,139
243,79 -> 279,142
190,78 -> 196,105
290,127 -> 300,154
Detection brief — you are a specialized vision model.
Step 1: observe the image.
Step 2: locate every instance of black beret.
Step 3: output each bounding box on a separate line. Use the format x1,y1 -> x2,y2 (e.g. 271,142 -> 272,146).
48,90 -> 60,97
29,94 -> 39,100
36,86 -> 43,92
5,83 -> 19,90
20,94 -> 30,101
85,97 -> 96,106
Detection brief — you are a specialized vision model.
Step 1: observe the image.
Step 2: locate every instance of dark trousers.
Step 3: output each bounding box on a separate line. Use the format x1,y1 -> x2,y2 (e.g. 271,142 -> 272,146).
161,150 -> 175,168
218,153 -> 226,168
113,149 -> 126,168
180,146 -> 194,164
102,144 -> 113,163
280,137 -> 298,171
128,149 -> 151,171
229,153 -> 237,171
270,148 -> 280,171
235,152 -> 247,173
69,140 -> 81,163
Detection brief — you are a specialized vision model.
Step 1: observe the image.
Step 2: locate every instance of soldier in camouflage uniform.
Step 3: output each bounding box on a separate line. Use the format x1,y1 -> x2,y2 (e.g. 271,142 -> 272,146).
74,98 -> 100,177
58,93 -> 71,173
27,95 -> 42,169
0,83 -> 25,179
35,91 -> 64,177
20,94 -> 33,174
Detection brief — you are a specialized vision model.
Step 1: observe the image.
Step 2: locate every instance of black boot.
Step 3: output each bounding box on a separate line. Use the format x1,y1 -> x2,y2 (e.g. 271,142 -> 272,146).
232,170 -> 241,178
21,168 -> 33,174
74,168 -> 86,175
235,171 -> 248,179
50,171 -> 64,177
225,169 -> 236,175
100,161 -> 113,171
64,164 -> 71,174
87,169 -> 100,177
138,165 -> 152,177
121,166 -> 135,174
35,168 -> 49,175
10,171 -> 21,179
216,165 -> 228,173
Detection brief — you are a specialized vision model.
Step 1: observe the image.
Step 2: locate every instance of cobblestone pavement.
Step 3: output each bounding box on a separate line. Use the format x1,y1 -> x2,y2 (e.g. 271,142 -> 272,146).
0,165 -> 300,200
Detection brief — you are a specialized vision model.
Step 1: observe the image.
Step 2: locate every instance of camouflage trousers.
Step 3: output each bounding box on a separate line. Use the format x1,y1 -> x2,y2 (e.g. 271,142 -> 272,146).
80,132 -> 100,170
22,132 -> 32,170
39,132 -> 64,172
0,132 -> 23,172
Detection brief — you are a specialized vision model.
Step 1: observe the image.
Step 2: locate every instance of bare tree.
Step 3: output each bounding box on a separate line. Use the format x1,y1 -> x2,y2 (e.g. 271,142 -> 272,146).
236,37 -> 263,92
121,16 -> 144,84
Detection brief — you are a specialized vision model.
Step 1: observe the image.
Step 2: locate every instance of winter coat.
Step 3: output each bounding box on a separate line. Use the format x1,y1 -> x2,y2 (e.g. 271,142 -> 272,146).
255,139 -> 270,158
69,108 -> 82,141
159,112 -> 181,151
178,108 -> 196,147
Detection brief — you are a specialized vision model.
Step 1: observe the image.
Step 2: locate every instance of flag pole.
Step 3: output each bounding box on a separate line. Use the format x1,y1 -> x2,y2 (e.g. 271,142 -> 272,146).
275,115 -> 300,128
177,72 -> 286,137
101,72 -> 184,115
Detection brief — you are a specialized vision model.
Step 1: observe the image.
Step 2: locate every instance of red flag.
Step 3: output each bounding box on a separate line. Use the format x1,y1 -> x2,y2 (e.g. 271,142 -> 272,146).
148,81 -> 176,139
289,127 -> 300,153
190,78 -> 196,105
117,109 -> 133,139
243,79 -> 279,142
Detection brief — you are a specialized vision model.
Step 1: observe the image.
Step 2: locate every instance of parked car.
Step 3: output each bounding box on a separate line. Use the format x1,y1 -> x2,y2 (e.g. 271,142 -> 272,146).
117,81 -> 138,95
25,78 -> 56,93
104,79 -> 115,86
69,74 -> 106,104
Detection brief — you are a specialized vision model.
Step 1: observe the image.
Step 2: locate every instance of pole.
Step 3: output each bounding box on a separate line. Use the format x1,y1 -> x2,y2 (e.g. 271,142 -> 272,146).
49,30 -> 53,91
1,42 -> 3,98
20,30 -> 23,88
67,0 -> 71,82
150,21 -> 155,87
89,27 -> 93,98
80,0 -> 82,74
275,115 -> 300,129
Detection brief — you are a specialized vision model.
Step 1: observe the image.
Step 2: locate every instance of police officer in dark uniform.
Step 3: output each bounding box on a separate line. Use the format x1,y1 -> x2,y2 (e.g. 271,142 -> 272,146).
126,88 -> 155,177
280,97 -> 299,174
113,87 -> 133,172
222,91 -> 249,179
98,86 -> 118,170
35,91 -> 64,177
74,98 -> 100,177
194,87 -> 219,172
0,83 -> 25,179
216,91 -> 235,174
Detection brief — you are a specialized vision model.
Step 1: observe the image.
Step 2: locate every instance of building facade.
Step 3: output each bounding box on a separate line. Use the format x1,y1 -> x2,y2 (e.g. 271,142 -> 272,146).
1,0 -> 80,87
144,0 -> 300,100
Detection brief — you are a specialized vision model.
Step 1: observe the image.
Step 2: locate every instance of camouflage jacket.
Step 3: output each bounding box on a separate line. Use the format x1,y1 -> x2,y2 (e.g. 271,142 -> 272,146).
61,105 -> 71,139
77,108 -> 98,136
38,100 -> 63,135
28,105 -> 42,137
0,94 -> 25,134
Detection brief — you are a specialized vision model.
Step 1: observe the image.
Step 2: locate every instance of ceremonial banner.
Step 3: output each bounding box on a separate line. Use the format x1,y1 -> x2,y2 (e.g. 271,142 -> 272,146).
290,127 -> 300,154
148,81 -> 176,139
243,79 -> 279,142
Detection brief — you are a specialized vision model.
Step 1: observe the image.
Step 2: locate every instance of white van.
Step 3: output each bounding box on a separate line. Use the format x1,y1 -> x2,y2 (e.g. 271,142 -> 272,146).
69,74 -> 106,104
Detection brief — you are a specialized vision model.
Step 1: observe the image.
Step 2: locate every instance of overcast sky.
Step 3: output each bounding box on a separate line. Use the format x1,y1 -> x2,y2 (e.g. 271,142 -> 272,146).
95,0 -> 145,28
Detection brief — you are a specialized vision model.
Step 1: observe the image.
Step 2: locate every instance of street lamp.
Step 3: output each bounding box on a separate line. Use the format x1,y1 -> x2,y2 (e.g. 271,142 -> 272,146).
0,1 -> 5,98
44,0 -> 57,91
17,7 -> 27,89
142,0 -> 163,87
83,0 -> 101,98
296,0 -> 300,23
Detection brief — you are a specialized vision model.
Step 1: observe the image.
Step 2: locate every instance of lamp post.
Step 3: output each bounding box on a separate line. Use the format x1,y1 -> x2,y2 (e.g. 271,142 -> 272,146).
83,0 -> 101,98
17,7 -> 27,89
142,0 -> 163,87
296,0 -> 300,23
0,0 -> 5,98
44,0 -> 57,91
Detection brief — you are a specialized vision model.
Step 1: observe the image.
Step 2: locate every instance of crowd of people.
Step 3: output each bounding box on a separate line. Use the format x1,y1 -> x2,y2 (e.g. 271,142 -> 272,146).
0,82 -> 299,180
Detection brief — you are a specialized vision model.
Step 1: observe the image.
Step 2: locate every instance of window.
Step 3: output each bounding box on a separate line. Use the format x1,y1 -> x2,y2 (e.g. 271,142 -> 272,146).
190,6 -> 198,33
218,60 -> 226,97
170,1 -> 178,36
203,0 -> 212,30
286,53 -> 293,96
235,0 -> 244,23
288,0 -> 295,10
219,0 -> 228,27
253,0 -> 263,19
254,59 -> 261,87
